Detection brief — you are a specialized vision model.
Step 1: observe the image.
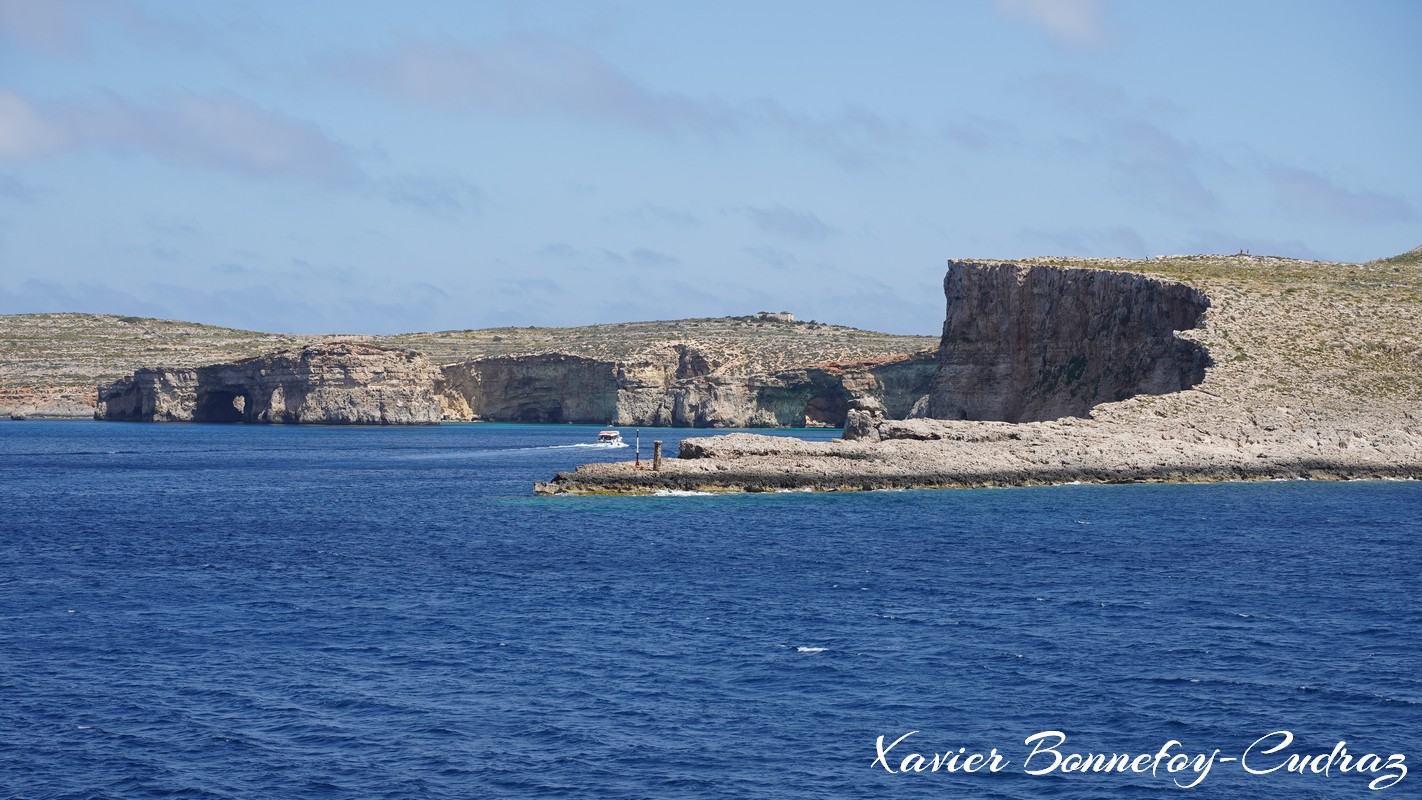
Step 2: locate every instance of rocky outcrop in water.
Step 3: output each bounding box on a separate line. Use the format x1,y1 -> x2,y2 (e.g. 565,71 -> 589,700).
97,343 -> 443,424
923,260 -> 1210,422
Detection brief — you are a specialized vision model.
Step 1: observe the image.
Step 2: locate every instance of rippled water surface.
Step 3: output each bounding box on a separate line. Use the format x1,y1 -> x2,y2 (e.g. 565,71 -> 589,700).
2,421 -> 1419,799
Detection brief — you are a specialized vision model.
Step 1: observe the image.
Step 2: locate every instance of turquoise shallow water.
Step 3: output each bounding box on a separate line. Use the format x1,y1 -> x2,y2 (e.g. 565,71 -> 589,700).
1,420 -> 1419,799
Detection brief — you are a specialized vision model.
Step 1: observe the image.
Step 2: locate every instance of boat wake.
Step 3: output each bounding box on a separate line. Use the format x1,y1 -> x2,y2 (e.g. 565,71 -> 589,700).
532,442 -> 630,451
390,441 -> 630,460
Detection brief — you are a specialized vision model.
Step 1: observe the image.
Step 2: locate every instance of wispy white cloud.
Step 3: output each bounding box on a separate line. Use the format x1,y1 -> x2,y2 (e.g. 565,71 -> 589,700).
1019,225 -> 1149,258
1107,120 -> 1222,215
0,277 -> 170,319
0,0 -> 208,57
622,203 -> 699,228
1024,72 -> 1180,119
0,91 -> 59,158
993,0 -> 1114,49
808,282 -> 941,335
495,277 -> 566,299
1264,165 -> 1415,224
327,34 -> 906,166
0,88 -> 485,213
629,247 -> 679,268
210,262 -> 248,276
0,170 -> 38,202
0,89 -> 362,186
737,205 -> 837,242
743,245 -> 799,269
941,115 -> 1021,151
376,172 -> 482,214
0,273 -> 472,335
1023,71 -> 1415,231
532,242 -> 680,270
539,242 -> 578,259
0,0 -> 96,56
750,100 -> 909,169
1021,76 -> 1220,215
333,35 -> 736,135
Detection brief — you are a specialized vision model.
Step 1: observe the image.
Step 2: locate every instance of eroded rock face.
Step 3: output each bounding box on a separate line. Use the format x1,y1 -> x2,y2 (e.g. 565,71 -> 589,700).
925,261 -> 1211,422
97,343 -> 442,424
842,396 -> 886,442
95,368 -> 199,422
95,337 -> 938,428
439,354 -> 619,423
437,344 -> 937,428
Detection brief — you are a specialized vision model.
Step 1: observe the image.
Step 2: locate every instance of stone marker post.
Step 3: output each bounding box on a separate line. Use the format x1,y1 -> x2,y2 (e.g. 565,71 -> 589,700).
652,440 -> 663,471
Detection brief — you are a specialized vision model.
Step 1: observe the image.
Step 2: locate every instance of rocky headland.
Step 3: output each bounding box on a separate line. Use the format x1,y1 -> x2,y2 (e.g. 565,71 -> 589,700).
0,314 -> 309,420
1,312 -> 936,427
96,342 -> 444,424
926,261 -> 1210,421
537,251 -> 1422,493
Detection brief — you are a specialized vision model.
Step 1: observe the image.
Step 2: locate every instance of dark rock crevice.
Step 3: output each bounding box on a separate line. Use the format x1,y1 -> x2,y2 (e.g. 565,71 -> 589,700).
192,387 -> 248,423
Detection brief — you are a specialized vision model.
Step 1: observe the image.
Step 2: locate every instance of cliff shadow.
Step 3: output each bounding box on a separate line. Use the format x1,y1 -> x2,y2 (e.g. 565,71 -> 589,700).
192,385 -> 251,423
804,392 -> 849,426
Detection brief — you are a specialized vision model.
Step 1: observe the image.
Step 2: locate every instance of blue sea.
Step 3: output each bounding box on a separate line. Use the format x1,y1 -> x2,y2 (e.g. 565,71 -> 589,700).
1,420 -> 1418,799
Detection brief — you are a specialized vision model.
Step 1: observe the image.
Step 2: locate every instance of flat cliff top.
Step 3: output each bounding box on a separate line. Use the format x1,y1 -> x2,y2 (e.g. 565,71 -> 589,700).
380,317 -> 938,372
0,313 -> 310,386
541,249 -> 1422,493
0,313 -> 314,416
1017,251 -> 1422,408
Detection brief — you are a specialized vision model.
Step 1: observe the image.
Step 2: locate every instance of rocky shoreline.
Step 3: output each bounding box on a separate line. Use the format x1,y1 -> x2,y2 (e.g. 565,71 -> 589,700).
534,411 -> 1422,494
1,313 -> 936,427
538,253 -> 1422,494
95,342 -> 444,425
7,249 -> 1420,492
535,468 -> 1421,495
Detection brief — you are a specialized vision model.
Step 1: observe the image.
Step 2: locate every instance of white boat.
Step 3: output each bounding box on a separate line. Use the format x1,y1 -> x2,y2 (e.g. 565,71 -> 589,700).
597,430 -> 623,445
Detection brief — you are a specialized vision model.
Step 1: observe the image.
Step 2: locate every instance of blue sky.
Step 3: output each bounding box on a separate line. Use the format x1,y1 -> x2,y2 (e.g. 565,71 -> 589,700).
1,0 -> 1418,335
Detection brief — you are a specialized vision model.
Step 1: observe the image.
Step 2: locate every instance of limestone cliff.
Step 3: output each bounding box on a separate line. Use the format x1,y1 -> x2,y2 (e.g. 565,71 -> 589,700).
437,343 -> 936,428
3,313 -> 936,421
97,343 -> 442,424
438,354 -> 620,423
93,339 -> 934,428
95,368 -> 200,422
539,251 -> 1422,494
924,260 -> 1210,422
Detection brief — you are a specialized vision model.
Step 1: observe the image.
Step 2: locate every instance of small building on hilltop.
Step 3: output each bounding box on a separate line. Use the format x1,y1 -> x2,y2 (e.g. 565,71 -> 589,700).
754,311 -> 795,323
